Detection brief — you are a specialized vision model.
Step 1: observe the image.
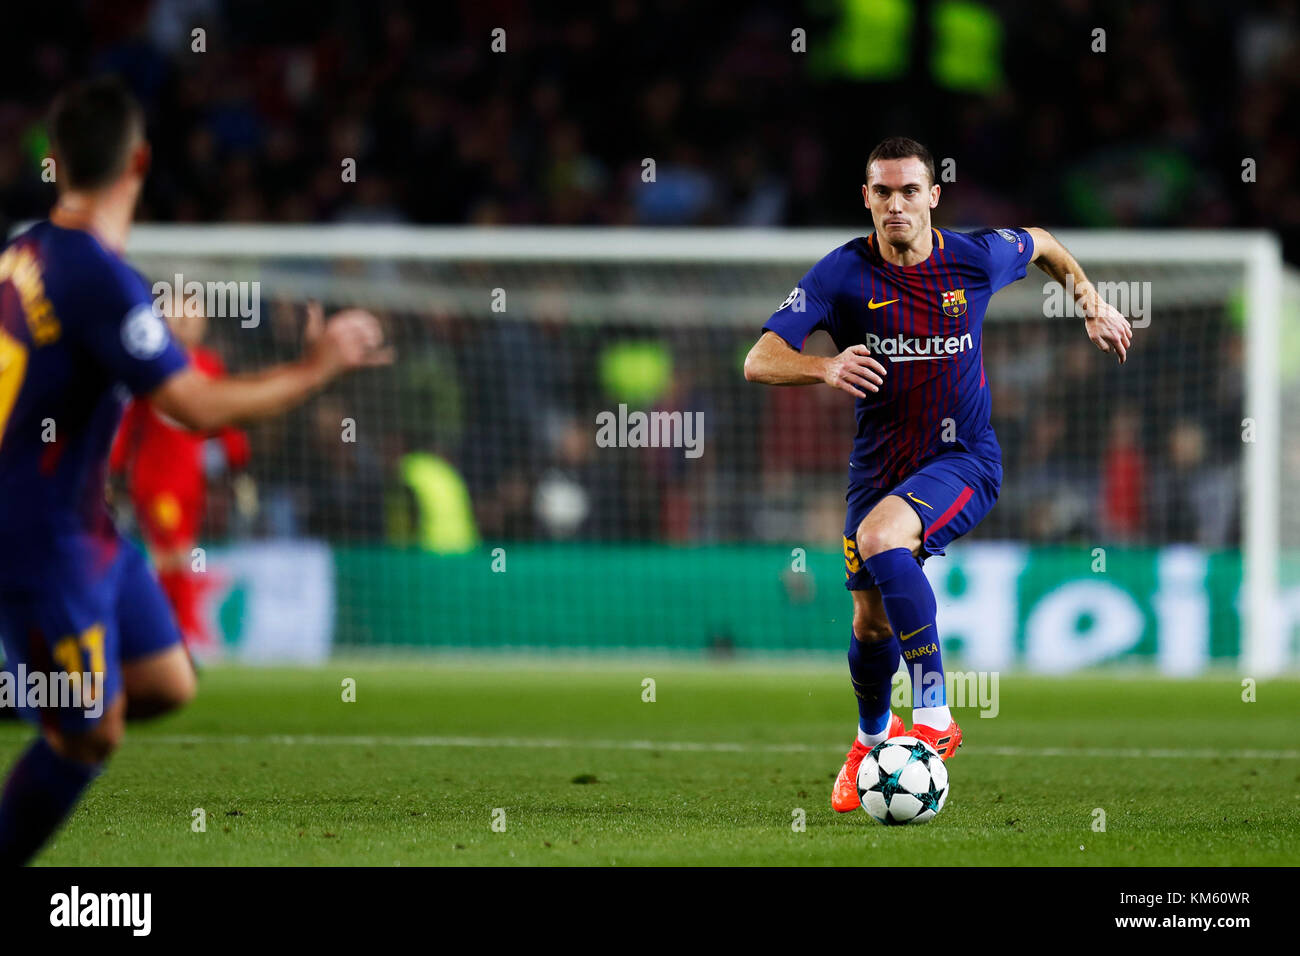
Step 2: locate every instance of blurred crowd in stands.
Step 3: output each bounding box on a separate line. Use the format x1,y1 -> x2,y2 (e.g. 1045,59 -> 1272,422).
1,0 -> 1285,551
1,0 -> 1297,258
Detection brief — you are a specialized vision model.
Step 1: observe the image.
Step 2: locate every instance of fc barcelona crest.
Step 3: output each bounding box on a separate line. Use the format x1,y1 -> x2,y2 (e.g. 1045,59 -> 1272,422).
941,288 -> 967,318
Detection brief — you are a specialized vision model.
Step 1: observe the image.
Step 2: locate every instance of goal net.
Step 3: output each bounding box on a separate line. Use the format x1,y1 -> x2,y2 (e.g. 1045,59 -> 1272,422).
116,226 -> 1289,673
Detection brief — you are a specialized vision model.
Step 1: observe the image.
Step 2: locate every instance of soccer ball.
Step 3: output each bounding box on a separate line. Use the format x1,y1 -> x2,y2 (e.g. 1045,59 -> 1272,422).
856,736 -> 949,825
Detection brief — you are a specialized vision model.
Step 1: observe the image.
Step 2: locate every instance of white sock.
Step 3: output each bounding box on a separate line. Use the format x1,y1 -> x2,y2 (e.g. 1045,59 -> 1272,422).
913,705 -> 952,730
856,713 -> 896,748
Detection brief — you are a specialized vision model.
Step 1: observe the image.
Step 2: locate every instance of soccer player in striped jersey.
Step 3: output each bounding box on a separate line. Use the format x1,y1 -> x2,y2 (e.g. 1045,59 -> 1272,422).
744,137 -> 1132,812
0,77 -> 392,863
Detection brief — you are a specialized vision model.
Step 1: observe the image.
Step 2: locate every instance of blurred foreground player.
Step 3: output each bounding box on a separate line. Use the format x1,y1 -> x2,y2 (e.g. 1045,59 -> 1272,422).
0,77 -> 392,864
744,137 -> 1132,812
110,305 -> 250,656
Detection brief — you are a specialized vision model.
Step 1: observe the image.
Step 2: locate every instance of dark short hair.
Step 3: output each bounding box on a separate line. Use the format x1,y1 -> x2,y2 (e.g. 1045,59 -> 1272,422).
47,76 -> 144,190
865,136 -> 935,187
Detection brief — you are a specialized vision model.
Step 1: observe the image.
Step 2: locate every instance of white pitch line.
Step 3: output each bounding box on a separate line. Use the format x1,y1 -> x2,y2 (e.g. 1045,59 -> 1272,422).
138,734 -> 1300,760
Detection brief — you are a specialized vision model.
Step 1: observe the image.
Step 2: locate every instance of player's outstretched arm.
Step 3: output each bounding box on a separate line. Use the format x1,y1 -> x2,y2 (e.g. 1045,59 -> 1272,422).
744,330 -> 886,398
149,303 -> 394,431
1026,227 -> 1133,364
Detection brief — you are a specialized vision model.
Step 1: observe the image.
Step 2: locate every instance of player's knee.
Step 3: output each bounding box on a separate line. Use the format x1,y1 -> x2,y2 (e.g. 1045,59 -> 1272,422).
166,665 -> 198,710
123,646 -> 199,719
856,523 -> 902,561
146,665 -> 198,715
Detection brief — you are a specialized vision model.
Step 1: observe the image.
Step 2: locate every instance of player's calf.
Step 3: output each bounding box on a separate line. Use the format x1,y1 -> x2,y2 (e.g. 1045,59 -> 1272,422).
852,616 -> 892,644
857,499 -> 955,734
0,694 -> 124,865
837,590 -> 907,812
46,694 -> 127,764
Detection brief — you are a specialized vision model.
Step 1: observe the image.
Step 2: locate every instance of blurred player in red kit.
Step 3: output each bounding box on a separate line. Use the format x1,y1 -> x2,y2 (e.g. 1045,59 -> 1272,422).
110,305 -> 251,656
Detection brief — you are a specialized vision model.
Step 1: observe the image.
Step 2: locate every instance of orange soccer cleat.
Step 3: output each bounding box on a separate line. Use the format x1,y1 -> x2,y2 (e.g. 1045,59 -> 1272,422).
907,718 -> 963,760
831,712 -> 906,812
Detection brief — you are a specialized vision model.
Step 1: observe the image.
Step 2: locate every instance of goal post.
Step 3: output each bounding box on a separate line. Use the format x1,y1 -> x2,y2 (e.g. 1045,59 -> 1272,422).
110,225 -> 1288,671
1242,233 -> 1284,676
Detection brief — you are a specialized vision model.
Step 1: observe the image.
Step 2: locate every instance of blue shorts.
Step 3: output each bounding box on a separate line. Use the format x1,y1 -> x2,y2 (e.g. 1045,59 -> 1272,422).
0,535 -> 182,731
842,451 -> 1002,590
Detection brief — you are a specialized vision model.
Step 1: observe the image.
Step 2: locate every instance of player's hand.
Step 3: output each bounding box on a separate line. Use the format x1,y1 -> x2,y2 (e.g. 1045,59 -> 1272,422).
1080,289 -> 1132,364
824,344 -> 887,398
304,301 -> 395,378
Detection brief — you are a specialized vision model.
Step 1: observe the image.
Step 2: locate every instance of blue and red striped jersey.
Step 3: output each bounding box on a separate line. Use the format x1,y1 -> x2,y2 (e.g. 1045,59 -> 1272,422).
0,221 -> 188,579
763,226 -> 1034,489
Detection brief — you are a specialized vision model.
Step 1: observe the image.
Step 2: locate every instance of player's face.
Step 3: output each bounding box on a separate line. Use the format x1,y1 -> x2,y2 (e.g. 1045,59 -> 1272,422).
862,158 -> 940,246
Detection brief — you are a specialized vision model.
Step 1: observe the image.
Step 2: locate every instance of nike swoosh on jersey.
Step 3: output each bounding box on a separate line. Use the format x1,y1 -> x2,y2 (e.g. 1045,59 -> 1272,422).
867,298 -> 898,310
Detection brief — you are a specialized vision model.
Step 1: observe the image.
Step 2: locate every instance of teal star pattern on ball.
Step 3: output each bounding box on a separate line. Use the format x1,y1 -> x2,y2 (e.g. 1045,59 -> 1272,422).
869,766 -> 908,803
907,740 -> 936,768
917,778 -> 945,813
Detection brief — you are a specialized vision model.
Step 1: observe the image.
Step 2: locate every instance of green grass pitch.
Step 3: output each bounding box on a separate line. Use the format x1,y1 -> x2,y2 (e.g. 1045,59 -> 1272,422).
3,661 -> 1297,866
